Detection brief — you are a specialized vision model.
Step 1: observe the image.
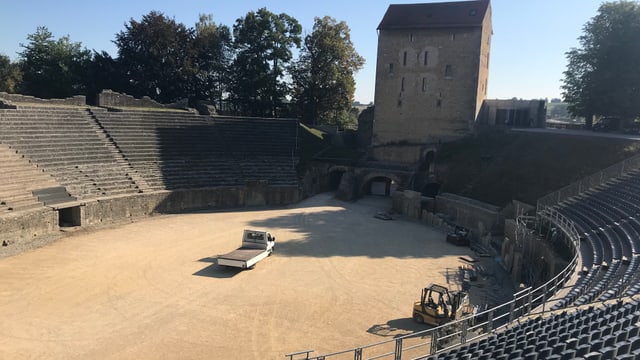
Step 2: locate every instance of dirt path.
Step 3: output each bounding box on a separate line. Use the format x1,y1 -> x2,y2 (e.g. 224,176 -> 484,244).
0,194 -> 482,360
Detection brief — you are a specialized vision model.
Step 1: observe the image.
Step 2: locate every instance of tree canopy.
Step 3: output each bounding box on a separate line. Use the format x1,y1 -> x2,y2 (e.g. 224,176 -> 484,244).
562,0 -> 640,127
190,14 -> 233,109
291,16 -> 365,128
2,9 -> 364,121
18,26 -> 91,99
0,54 -> 22,93
115,12 -> 194,103
229,8 -> 302,117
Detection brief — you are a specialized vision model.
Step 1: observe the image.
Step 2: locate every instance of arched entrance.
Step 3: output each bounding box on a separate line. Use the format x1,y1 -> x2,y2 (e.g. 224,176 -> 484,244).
363,176 -> 398,196
421,150 -> 436,173
328,169 -> 346,191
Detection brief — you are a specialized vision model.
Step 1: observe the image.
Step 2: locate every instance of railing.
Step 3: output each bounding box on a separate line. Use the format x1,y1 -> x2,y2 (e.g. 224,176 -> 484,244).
287,208 -> 581,360
537,153 -> 640,211
537,208 -> 580,252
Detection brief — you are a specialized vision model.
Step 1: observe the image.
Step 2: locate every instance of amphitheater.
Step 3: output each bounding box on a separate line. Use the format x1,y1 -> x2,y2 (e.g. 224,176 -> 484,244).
1,96 -> 640,360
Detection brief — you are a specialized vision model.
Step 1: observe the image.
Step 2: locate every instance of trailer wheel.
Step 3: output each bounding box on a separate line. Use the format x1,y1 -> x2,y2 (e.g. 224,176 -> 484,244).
413,313 -> 424,324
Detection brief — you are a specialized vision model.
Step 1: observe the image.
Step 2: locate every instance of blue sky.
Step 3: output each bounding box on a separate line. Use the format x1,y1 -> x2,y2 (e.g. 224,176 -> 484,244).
0,0 -> 603,103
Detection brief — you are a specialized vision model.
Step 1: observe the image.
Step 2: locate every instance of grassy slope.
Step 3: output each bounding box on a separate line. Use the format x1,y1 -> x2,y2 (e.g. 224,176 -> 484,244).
436,131 -> 640,206
298,124 -> 360,161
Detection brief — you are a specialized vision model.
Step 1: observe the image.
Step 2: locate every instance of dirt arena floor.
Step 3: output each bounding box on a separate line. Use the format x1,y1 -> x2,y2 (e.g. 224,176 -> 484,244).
0,193 -> 510,360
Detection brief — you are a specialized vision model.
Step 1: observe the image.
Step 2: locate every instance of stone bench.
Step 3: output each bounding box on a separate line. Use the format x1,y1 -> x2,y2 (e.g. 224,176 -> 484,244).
32,186 -> 76,205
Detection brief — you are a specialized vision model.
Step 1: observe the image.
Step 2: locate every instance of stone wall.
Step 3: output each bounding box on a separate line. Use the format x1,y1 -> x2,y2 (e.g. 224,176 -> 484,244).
0,208 -> 58,245
301,162 -> 333,197
97,90 -> 188,110
81,186 -> 300,225
0,92 -> 86,106
502,220 -> 564,285
357,107 -> 374,148
435,193 -> 502,236
370,143 -> 427,164
478,99 -> 546,128
391,190 -> 503,241
0,185 -> 300,249
372,24 -> 490,163
392,190 -> 423,219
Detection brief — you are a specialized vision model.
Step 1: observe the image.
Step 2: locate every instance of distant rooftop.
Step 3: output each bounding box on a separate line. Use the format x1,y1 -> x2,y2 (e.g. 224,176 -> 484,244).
377,0 -> 490,30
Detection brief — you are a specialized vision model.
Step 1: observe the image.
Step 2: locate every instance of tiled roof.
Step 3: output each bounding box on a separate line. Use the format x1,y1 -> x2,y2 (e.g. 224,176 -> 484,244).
377,0 -> 490,30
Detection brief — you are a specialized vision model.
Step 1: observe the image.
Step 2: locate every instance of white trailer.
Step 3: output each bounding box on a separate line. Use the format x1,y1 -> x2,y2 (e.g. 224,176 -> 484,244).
217,229 -> 275,269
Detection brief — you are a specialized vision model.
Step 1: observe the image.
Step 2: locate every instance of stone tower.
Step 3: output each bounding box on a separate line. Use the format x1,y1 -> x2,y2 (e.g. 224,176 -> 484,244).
371,0 -> 492,164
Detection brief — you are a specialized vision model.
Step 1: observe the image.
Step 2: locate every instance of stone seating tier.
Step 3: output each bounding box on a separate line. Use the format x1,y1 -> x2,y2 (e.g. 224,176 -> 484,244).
91,110 -> 299,190
0,107 -> 144,199
0,106 -> 299,202
0,144 -> 59,213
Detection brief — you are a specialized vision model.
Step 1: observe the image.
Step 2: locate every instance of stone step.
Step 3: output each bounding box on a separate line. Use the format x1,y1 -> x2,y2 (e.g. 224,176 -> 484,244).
0,201 -> 45,213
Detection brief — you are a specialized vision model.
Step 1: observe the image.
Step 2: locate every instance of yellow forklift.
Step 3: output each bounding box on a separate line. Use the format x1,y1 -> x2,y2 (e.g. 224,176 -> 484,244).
412,284 -> 469,326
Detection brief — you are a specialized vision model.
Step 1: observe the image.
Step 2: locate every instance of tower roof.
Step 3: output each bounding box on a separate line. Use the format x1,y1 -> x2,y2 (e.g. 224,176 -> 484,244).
377,0 -> 490,30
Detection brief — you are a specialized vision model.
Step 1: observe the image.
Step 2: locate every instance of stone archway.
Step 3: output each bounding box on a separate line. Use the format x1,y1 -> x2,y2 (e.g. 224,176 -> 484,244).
421,148 -> 437,173
360,172 -> 402,197
328,169 -> 346,191
327,165 -> 350,191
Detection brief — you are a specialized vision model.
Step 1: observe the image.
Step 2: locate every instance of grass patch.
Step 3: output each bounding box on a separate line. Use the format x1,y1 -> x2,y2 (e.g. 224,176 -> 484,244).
437,131 -> 640,206
298,123 -> 361,163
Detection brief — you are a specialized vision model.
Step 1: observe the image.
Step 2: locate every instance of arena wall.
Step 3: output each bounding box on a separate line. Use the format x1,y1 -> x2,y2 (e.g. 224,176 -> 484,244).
1,185 -> 300,248
0,207 -> 58,245
96,89 -> 189,110
0,92 -> 86,106
391,190 -> 503,241
434,193 -> 502,235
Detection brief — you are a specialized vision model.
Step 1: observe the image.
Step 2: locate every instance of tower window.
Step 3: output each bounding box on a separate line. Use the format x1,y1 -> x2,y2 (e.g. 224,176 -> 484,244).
451,33 -> 456,41
444,65 -> 453,78
403,51 -> 407,66
401,77 -> 405,92
437,99 -> 442,107
422,78 -> 427,92
410,33 -> 414,42
424,51 -> 429,66
389,63 -> 394,73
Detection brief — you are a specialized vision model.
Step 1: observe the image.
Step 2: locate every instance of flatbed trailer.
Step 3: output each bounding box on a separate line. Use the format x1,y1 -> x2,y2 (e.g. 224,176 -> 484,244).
217,230 -> 275,269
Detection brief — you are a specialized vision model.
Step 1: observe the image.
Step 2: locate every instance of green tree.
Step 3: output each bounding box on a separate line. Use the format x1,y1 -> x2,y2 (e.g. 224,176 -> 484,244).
562,0 -> 640,128
229,8 -> 302,117
115,11 -> 193,103
0,54 -> 22,93
18,26 -> 90,98
291,16 -> 364,127
190,14 -> 232,108
85,51 -> 126,104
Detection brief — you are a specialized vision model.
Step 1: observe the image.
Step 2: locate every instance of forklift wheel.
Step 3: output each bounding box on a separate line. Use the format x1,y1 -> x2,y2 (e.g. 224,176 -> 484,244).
413,313 -> 424,324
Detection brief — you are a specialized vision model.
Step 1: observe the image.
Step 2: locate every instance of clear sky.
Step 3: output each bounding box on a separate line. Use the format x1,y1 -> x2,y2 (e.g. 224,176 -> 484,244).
0,0 -> 604,103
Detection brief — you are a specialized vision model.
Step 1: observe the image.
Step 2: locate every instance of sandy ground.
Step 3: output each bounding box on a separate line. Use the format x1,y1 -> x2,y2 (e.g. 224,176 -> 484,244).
0,193 -> 501,360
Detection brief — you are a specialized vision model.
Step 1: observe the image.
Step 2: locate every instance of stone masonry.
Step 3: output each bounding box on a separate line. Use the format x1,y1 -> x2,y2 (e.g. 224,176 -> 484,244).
372,0 -> 492,163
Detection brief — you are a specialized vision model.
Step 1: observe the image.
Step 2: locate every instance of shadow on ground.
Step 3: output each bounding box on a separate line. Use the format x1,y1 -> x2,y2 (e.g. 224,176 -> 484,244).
247,207 -> 472,260
193,256 -> 243,278
367,318 -> 431,338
